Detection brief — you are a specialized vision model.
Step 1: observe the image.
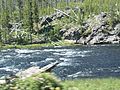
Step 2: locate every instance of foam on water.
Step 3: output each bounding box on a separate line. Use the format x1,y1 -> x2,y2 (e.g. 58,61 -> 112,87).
45,58 -> 55,61
0,58 -> 13,65
59,58 -> 72,61
58,62 -> 72,66
43,49 -> 70,52
16,54 -> 31,58
30,62 -> 39,66
0,66 -> 19,73
67,71 -> 93,78
15,49 -> 40,54
4,55 -> 12,58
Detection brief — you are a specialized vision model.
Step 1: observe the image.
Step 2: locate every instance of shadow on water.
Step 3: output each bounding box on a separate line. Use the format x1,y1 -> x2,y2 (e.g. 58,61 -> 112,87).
0,44 -> 120,80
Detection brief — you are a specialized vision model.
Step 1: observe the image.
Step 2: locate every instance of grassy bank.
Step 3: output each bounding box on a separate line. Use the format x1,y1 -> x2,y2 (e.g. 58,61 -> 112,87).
0,40 -> 76,49
0,73 -> 62,90
1,74 -> 120,90
62,78 -> 120,90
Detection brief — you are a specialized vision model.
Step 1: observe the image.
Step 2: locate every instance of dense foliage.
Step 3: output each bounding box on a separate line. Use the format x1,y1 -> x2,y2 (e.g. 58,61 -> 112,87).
0,0 -> 120,46
0,73 -> 62,90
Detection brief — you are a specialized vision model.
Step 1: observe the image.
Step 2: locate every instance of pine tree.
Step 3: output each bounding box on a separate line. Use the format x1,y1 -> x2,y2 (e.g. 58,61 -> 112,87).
23,0 -> 33,43
33,0 -> 39,33
17,0 -> 23,21
33,0 -> 39,23
0,0 -> 2,43
1,0 -> 10,44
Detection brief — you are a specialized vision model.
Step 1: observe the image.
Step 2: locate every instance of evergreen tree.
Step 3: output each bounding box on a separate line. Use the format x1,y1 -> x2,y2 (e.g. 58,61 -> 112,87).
33,0 -> 39,33
33,0 -> 39,23
1,0 -> 11,44
23,0 -> 34,43
17,0 -> 23,21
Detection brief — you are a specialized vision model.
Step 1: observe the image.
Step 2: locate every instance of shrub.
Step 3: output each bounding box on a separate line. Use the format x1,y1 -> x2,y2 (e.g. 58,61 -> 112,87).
0,73 -> 62,90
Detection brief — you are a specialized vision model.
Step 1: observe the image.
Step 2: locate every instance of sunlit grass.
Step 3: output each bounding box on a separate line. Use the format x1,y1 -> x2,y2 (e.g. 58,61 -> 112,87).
62,77 -> 120,90
0,40 -> 75,49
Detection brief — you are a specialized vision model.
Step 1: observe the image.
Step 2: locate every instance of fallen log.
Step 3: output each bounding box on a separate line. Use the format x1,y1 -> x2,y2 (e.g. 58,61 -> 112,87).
54,8 -> 77,21
16,61 -> 60,79
0,61 -> 60,84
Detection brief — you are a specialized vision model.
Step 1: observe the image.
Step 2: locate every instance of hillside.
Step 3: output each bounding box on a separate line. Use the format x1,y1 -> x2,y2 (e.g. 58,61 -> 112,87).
0,0 -> 120,47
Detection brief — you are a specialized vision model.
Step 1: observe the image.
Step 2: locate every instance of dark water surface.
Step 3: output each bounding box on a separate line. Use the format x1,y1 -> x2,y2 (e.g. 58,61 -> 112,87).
0,44 -> 120,80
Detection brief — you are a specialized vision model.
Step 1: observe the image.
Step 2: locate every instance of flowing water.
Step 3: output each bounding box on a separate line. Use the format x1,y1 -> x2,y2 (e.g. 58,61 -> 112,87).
0,44 -> 120,80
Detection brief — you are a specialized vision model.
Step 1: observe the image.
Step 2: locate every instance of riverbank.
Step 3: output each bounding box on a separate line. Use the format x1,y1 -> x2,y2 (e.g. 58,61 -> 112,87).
0,40 -> 77,50
62,77 -> 120,90
1,73 -> 120,90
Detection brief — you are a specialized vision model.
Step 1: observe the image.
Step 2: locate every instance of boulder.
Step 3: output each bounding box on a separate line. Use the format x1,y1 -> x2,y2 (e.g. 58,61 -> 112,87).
59,29 -> 67,36
62,27 -> 81,41
41,16 -> 53,26
114,23 -> 120,36
78,12 -> 120,45
106,35 -> 120,44
88,33 -> 107,44
32,37 -> 47,44
40,9 -> 70,26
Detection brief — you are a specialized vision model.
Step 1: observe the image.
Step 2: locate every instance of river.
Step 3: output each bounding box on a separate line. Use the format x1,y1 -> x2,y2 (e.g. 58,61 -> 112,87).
0,44 -> 120,80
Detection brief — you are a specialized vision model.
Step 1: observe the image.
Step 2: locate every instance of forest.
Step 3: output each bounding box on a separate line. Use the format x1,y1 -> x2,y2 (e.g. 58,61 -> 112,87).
0,0 -> 120,47
0,0 -> 120,90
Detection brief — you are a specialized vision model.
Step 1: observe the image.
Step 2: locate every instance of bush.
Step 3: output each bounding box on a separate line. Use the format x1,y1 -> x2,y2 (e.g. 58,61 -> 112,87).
0,73 -> 62,90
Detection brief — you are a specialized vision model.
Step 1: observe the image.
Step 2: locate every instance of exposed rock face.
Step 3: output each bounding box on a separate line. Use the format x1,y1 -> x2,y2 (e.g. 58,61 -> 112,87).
59,12 -> 120,45
60,27 -> 81,41
40,9 -> 70,26
114,23 -> 120,36
78,12 -> 120,45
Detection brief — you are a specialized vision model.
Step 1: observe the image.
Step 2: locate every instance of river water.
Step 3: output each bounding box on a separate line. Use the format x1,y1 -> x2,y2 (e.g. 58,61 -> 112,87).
0,44 -> 120,80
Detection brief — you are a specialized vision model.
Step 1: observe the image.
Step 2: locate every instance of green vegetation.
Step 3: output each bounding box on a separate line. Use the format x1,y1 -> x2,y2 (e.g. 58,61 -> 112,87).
63,77 -> 120,90
0,73 -> 62,90
0,1 -> 120,90
0,40 -> 75,49
1,74 -> 120,90
0,0 -> 120,47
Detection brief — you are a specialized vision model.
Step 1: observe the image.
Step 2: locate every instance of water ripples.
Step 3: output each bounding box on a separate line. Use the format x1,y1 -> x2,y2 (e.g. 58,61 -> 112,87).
0,45 -> 120,79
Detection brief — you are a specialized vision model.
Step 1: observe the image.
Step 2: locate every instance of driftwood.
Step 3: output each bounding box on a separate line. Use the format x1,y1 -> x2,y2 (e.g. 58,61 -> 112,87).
54,8 -> 77,21
0,61 -> 60,84
16,61 -> 60,79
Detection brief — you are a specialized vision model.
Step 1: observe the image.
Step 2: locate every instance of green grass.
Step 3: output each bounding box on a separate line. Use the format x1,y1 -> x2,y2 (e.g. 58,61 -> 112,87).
1,75 -> 120,90
62,78 -> 120,90
0,40 -> 75,49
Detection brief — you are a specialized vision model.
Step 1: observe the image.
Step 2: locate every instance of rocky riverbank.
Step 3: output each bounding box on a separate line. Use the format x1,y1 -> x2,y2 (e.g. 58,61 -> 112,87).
5,7 -> 120,46
33,8 -> 120,45
60,12 -> 120,45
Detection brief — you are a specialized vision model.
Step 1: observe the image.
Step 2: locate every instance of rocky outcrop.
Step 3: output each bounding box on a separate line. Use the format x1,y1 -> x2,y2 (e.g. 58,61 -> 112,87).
78,12 -> 120,45
59,12 -> 120,45
60,27 -> 81,42
40,9 -> 71,26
